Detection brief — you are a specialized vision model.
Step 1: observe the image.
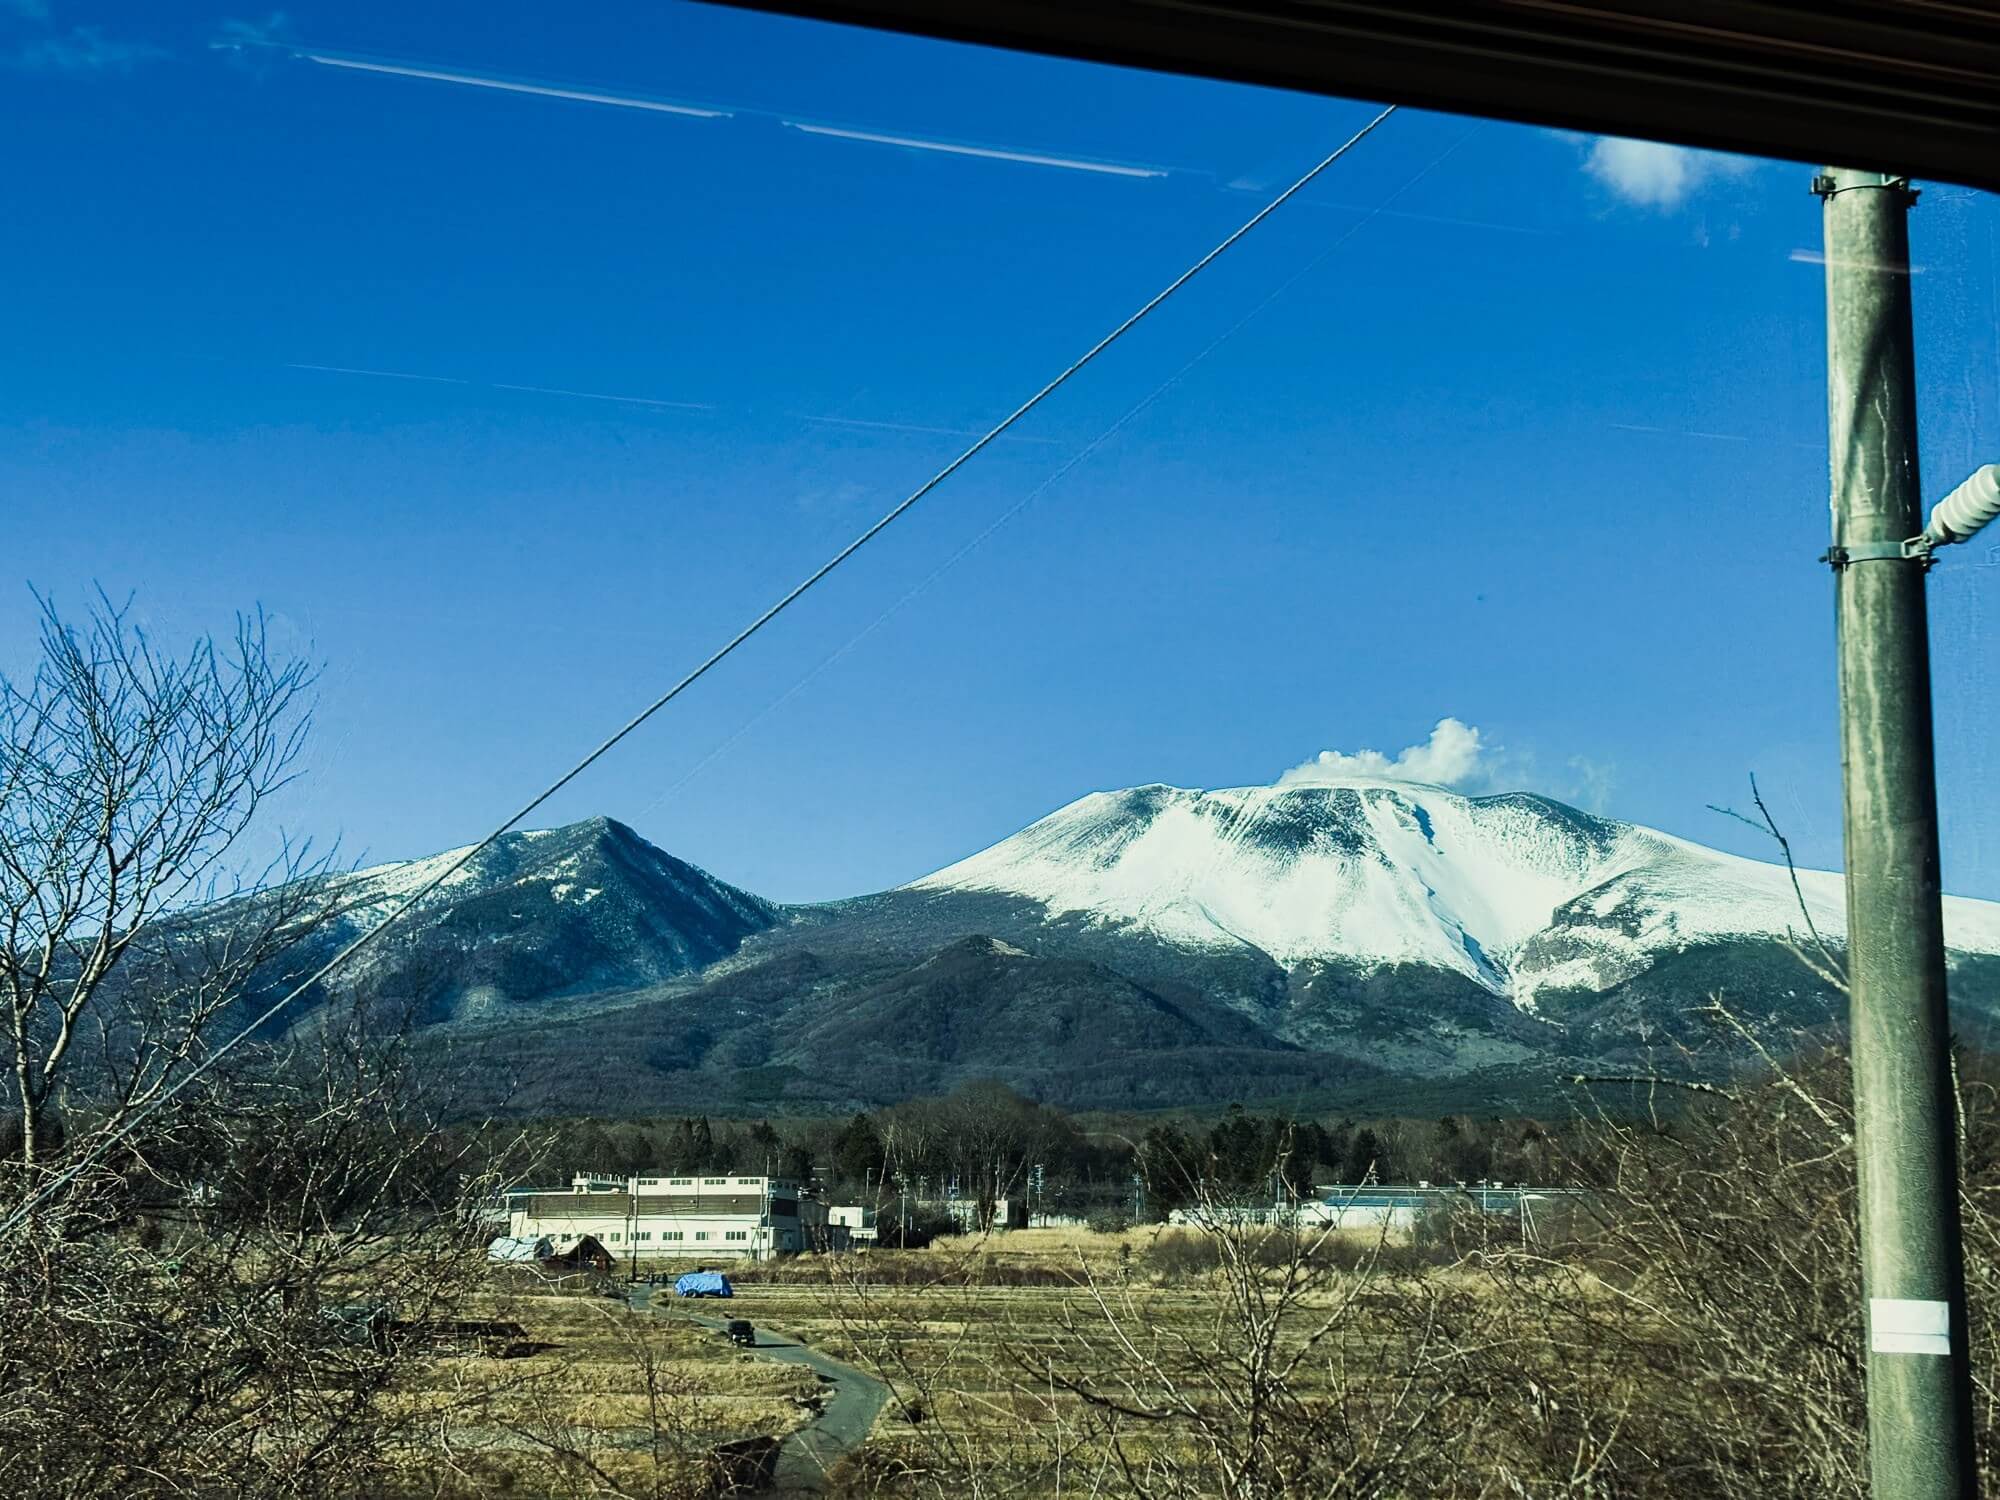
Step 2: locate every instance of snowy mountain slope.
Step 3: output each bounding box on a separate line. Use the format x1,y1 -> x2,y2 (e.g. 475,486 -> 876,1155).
907,780 -> 2000,1007
177,789 -> 2000,1112
331,816 -> 770,935
307,816 -> 777,1020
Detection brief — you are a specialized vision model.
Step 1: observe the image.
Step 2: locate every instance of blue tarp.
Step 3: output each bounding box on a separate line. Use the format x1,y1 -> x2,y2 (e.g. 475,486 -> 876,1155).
674,1271 -> 733,1298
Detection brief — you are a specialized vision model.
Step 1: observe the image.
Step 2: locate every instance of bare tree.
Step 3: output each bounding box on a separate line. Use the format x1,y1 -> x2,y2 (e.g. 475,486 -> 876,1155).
941,1083 -> 1060,1234
877,1083 -> 1061,1235
0,996 -> 523,1500
0,591 -> 322,1167
877,1096 -> 948,1203
0,591 -> 539,1498
993,1161 -> 1508,1500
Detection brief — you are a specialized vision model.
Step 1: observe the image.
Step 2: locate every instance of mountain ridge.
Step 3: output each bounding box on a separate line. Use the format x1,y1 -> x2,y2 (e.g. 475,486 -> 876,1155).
307,815 -> 778,1024
236,781 -> 2000,1112
906,778 -> 2000,1008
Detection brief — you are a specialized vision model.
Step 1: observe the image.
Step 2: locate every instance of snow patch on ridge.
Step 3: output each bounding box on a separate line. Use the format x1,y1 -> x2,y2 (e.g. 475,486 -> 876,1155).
336,843 -> 484,907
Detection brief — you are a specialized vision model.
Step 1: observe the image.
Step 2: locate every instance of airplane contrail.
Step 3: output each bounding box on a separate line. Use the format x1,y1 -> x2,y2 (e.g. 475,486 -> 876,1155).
783,121 -> 1166,179
298,51 -> 731,118
285,362 -> 711,411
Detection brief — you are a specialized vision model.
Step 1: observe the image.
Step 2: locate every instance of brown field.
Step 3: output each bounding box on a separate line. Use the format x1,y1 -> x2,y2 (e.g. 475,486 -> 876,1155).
683,1224 -> 1640,1499
381,1282 -> 816,1497
376,1224 -> 1672,1496
705,1237 -> 1492,1493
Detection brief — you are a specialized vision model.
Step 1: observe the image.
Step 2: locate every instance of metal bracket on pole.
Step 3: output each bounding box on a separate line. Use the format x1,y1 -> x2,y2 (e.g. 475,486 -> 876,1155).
1814,171 -> 1919,205
1823,536 -> 1934,571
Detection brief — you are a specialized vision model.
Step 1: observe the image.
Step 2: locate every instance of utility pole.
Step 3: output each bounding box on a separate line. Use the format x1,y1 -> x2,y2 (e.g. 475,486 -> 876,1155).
1817,164 -> 1977,1500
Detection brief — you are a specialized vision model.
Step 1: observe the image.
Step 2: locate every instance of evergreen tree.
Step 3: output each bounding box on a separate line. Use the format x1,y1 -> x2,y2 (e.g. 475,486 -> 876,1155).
831,1111 -> 884,1188
1207,1104 -> 1263,1191
1347,1126 -> 1391,1184
780,1142 -> 815,1186
668,1117 -> 699,1171
1136,1123 -> 1201,1212
745,1119 -> 783,1173
609,1122 -> 653,1176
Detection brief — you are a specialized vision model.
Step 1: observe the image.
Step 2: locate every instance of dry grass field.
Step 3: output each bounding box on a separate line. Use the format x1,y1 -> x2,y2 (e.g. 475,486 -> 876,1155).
695,1219 -> 1677,1500
806,1282 -> 1384,1484
380,1284 -> 818,1497
378,1104 -> 1988,1500
707,1232 -> 1495,1497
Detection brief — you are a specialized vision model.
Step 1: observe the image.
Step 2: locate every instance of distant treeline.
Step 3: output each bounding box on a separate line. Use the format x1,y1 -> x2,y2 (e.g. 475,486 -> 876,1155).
457,1079 -> 1574,1222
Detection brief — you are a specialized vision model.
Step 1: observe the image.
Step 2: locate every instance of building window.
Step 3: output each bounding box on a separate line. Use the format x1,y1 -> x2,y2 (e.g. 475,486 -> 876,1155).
663,1231 -> 683,1241
695,1231 -> 709,1241
609,1232 -> 622,1243
638,1177 -> 660,1186
703,1177 -> 727,1185
669,1177 -> 692,1185
636,1231 -> 652,1242
725,1231 -> 747,1242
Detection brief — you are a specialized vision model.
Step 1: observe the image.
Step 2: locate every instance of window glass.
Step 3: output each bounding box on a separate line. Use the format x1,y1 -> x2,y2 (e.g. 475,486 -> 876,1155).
6,9 -> 1997,1495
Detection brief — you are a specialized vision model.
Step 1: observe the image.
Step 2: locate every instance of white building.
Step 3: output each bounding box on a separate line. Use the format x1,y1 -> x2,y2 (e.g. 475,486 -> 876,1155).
827,1204 -> 878,1245
1168,1186 -> 1569,1236
505,1173 -> 827,1261
926,1195 -> 1028,1233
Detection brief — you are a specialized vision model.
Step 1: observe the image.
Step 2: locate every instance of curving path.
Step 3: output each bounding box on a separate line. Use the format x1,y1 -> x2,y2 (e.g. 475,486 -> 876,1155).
628,1282 -> 891,1493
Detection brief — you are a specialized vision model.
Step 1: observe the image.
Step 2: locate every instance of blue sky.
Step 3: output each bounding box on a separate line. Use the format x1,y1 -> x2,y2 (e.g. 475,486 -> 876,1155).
4,0 -> 1999,902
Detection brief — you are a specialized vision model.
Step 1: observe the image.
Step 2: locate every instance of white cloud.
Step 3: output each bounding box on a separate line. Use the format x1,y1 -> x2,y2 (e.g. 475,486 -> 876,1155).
1278,721 -> 1619,810
8,24 -> 164,72
1278,718 -> 1486,789
1582,137 -> 1755,210
211,12 -> 293,73
216,12 -> 290,49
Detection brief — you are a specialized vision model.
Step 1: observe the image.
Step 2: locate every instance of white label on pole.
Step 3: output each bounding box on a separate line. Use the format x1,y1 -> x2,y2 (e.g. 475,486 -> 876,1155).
1871,1298 -> 1952,1356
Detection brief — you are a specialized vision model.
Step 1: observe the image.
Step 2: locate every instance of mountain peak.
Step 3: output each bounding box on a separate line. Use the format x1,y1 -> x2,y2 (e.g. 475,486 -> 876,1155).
319,815 -> 776,1022
908,780 -> 2000,1005
222,792 -> 2000,1114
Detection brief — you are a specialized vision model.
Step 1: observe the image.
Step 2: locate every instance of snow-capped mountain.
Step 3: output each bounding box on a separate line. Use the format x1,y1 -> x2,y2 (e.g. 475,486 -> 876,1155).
908,779 -> 2000,1009
194,787 -> 2000,1114
305,816 -> 777,1023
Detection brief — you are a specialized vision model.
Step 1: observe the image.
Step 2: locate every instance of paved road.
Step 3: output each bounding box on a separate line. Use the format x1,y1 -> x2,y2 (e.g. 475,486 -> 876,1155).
628,1283 -> 891,1493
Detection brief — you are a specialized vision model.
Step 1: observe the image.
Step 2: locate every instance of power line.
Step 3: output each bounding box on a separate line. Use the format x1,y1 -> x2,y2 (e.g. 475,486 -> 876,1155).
635,118 -> 1468,822
0,103 -> 1397,1236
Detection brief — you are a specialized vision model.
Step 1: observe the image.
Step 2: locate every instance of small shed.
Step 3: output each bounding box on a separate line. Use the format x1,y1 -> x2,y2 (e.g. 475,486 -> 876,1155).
549,1234 -> 614,1275
488,1234 -> 554,1264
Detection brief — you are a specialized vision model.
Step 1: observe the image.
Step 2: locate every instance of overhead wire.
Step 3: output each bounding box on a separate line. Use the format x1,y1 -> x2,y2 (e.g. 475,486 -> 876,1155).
632,119 -> 1473,831
0,103 -> 1398,1236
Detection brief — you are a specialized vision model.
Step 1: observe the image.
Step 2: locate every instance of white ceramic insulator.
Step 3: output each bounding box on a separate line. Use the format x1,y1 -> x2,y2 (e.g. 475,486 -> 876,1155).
1926,464 -> 2000,545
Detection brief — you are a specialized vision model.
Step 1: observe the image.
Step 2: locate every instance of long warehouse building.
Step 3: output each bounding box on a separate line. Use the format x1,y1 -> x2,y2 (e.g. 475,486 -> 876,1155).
504,1173 -> 834,1260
